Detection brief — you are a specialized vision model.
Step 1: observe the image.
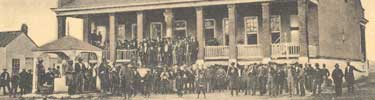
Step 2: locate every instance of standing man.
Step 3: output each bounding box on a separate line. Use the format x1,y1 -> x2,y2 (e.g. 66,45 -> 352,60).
45,68 -> 55,93
312,63 -> 323,95
196,70 -> 207,99
65,60 -> 76,95
36,59 -> 46,91
228,62 -> 239,96
19,69 -> 28,95
297,64 -> 306,96
9,74 -> 19,98
286,65 -> 295,97
332,64 -> 344,97
74,58 -> 86,94
321,64 -> 330,87
344,61 -> 365,94
143,70 -> 153,98
175,71 -> 184,97
0,69 -> 10,95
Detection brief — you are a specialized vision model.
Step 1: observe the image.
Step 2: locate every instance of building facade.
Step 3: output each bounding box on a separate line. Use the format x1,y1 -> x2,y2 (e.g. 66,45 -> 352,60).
0,31 -> 38,74
53,0 -> 367,67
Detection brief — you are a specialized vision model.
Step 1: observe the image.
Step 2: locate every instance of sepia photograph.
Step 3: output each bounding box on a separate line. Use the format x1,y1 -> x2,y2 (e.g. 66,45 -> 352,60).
0,0 -> 374,100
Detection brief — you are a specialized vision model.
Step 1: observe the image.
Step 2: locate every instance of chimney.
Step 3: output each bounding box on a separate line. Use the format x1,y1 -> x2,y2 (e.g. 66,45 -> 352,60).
21,24 -> 28,35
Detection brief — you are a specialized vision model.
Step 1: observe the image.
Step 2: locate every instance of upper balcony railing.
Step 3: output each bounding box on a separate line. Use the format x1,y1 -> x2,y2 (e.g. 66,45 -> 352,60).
271,43 -> 300,58
237,45 -> 262,59
205,46 -> 229,59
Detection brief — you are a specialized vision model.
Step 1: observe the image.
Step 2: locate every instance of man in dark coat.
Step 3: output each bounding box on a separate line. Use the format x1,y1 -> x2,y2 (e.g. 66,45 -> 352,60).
0,69 -> 10,95
65,60 -> 75,95
45,68 -> 55,93
196,70 -> 207,99
26,69 -> 33,93
74,58 -> 86,93
98,60 -> 110,93
9,74 -> 19,98
228,63 -> 240,96
36,60 -> 45,91
175,71 -> 184,97
143,70 -> 152,98
344,61 -> 365,93
312,63 -> 323,95
332,64 -> 344,97
19,69 -> 28,95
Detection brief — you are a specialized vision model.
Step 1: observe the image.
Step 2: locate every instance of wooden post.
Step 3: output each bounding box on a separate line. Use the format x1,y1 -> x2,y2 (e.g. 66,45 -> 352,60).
298,0 -> 308,57
137,11 -> 144,43
83,15 -> 90,42
164,9 -> 174,38
109,13 -> 117,62
261,3 -> 272,59
196,7 -> 205,64
228,4 -> 237,63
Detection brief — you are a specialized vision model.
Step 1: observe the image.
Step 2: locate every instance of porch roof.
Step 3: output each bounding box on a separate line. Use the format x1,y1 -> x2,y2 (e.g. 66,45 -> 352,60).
34,36 -> 102,51
53,0 -> 301,16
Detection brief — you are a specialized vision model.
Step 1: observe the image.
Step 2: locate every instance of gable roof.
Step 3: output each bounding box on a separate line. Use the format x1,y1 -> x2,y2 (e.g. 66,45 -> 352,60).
35,36 -> 102,51
0,31 -> 23,47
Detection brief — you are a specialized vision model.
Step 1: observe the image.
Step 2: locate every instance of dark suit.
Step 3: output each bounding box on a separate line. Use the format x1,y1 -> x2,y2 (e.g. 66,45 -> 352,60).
0,71 -> 10,95
332,68 -> 344,96
344,65 -> 363,93
74,62 -> 86,93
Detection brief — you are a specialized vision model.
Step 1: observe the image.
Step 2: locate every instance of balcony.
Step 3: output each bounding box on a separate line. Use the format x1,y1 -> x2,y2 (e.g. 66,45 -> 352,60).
237,45 -> 262,59
271,43 -> 300,58
116,49 -> 137,62
205,46 -> 229,59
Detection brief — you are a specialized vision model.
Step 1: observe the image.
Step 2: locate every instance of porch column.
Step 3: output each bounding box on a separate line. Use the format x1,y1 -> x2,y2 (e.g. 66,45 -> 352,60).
83,15 -> 90,42
298,0 -> 309,62
164,9 -> 174,38
109,13 -> 118,62
196,7 -> 205,64
228,4 -> 237,63
261,3 -> 272,61
137,11 -> 144,43
57,16 -> 66,39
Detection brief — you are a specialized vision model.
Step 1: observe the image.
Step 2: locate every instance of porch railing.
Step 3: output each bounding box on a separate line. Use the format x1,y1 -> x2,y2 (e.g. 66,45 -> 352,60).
116,49 -> 137,62
237,45 -> 262,59
271,43 -> 300,58
205,46 -> 229,59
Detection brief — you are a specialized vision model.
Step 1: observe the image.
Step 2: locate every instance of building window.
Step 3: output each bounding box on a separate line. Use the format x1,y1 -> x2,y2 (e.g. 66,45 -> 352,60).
244,16 -> 258,45
25,57 -> 33,70
174,20 -> 187,39
131,24 -> 137,40
223,18 -> 229,46
150,22 -> 163,39
12,59 -> 20,74
204,19 -> 216,43
271,15 -> 281,44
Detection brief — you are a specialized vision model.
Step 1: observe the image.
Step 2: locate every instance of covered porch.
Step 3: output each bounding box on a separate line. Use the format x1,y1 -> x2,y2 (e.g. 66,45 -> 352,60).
32,36 -> 103,93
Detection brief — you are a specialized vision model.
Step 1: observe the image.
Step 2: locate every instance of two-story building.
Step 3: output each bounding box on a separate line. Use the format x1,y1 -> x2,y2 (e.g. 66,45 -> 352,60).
52,0 -> 368,72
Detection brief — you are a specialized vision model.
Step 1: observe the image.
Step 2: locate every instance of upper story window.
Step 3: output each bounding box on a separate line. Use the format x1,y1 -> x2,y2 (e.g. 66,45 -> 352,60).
271,15 -> 281,44
244,16 -> 258,45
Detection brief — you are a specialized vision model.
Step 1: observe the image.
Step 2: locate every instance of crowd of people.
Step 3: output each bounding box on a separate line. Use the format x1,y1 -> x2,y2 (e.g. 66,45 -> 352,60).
117,37 -> 199,67
58,57 -> 365,99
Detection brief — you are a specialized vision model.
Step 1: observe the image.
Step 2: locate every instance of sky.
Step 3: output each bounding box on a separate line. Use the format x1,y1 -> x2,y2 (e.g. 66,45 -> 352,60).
0,0 -> 374,60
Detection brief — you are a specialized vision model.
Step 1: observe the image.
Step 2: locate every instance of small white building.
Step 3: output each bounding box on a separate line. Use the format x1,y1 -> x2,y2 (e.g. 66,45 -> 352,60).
0,30 -> 38,74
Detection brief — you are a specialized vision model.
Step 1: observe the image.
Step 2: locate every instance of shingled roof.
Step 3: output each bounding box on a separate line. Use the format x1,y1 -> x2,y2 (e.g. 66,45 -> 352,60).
0,31 -> 23,47
35,36 -> 102,51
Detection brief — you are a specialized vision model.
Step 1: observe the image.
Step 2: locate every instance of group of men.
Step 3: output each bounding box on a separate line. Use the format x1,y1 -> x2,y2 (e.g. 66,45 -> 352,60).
0,68 -> 33,98
89,60 -> 365,99
117,37 -> 199,67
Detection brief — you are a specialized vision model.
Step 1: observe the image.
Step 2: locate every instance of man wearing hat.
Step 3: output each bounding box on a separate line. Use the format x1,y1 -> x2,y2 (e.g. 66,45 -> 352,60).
36,59 -> 45,91
344,61 -> 365,93
74,57 -> 86,94
0,68 -> 10,95
332,63 -> 344,96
